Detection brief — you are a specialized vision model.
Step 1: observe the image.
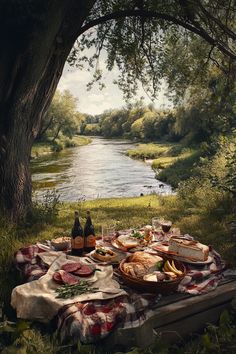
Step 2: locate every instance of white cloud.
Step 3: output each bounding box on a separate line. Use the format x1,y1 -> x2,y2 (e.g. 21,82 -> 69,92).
57,58 -> 171,115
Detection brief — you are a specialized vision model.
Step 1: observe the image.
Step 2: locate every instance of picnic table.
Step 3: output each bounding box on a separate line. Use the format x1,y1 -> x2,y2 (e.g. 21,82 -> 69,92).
12,236 -> 236,352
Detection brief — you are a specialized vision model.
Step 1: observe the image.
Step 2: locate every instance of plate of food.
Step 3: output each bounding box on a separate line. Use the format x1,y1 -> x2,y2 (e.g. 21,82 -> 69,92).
89,247 -> 123,264
111,231 -> 149,252
119,251 -> 186,294
151,237 -> 213,264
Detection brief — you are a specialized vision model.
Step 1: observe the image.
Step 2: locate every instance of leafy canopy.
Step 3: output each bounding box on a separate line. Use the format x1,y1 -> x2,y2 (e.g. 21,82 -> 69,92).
68,0 -> 236,101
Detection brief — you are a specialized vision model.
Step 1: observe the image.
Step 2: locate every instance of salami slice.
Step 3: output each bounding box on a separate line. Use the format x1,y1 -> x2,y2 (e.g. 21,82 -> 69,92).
59,270 -> 80,285
61,262 -> 81,273
73,265 -> 95,277
53,271 -> 63,284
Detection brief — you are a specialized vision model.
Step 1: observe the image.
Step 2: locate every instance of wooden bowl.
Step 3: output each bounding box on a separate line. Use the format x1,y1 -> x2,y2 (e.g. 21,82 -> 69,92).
119,258 -> 186,294
51,237 -> 71,251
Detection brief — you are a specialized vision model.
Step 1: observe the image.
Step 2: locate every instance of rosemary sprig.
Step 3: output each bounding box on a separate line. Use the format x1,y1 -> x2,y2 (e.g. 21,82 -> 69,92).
55,281 -> 98,299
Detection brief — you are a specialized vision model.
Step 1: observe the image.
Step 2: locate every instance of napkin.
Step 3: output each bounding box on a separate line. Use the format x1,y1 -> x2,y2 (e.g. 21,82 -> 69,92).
11,253 -> 127,322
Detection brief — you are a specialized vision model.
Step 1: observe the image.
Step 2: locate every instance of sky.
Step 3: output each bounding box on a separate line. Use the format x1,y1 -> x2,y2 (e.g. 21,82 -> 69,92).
58,53 -> 171,116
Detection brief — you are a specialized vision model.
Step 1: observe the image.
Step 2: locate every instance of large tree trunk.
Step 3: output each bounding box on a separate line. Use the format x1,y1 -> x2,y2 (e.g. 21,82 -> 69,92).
0,0 -> 95,222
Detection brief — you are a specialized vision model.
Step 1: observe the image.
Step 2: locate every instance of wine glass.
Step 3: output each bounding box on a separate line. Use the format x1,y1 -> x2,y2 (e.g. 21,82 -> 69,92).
102,225 -> 116,243
155,218 -> 172,241
160,220 -> 172,233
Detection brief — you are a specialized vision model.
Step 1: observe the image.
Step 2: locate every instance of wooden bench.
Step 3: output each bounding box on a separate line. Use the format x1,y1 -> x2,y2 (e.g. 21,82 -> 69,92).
101,279 -> 236,352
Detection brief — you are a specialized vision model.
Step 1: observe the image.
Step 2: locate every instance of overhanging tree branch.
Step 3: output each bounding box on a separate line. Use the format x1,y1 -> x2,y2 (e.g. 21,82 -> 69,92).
78,9 -> 236,60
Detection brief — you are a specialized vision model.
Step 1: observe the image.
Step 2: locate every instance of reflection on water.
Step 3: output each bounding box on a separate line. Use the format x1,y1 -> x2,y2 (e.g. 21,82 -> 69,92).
31,137 -> 173,201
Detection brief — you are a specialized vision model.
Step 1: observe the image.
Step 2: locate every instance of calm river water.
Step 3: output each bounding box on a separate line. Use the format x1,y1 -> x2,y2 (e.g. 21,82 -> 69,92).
31,137 -> 173,201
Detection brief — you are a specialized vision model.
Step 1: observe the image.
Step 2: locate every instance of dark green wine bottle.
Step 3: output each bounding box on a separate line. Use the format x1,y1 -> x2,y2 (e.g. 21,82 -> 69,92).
84,211 -> 96,253
71,211 -> 84,256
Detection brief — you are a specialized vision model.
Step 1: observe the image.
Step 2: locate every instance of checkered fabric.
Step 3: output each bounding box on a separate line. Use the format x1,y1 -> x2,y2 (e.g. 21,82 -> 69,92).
14,244 -> 226,343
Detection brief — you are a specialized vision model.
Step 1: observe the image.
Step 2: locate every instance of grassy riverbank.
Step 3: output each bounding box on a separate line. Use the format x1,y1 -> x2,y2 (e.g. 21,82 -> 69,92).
0,191 -> 235,352
126,142 -> 200,188
31,136 -> 91,158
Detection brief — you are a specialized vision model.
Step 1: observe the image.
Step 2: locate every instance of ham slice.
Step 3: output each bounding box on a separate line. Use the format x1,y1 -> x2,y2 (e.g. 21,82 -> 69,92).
73,265 -> 95,277
61,262 -> 81,273
53,271 -> 64,284
53,270 -> 79,285
59,270 -> 79,285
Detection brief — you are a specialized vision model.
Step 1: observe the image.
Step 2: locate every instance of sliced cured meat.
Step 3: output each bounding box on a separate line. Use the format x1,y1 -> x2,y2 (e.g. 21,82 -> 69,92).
53,271 -> 64,284
73,265 -> 95,277
61,262 -> 81,273
59,270 -> 80,285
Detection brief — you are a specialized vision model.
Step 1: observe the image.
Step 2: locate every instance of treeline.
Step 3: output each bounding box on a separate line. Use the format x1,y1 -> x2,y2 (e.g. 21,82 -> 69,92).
36,90 -> 90,151
81,68 -> 236,147
82,97 -> 235,147
81,101 -> 213,144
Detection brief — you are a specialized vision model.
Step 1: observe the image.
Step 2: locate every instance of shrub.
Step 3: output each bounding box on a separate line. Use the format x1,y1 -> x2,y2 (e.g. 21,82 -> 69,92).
64,138 -> 76,148
51,141 -> 63,152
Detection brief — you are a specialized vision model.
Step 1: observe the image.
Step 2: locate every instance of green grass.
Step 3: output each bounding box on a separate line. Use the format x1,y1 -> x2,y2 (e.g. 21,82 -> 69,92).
31,136 -> 91,158
31,142 -> 52,158
126,142 -> 179,160
126,141 -> 200,188
157,150 -> 201,188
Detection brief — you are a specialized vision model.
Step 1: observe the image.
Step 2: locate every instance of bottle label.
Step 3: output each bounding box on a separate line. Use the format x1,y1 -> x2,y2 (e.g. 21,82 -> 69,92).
73,236 -> 84,249
86,235 -> 96,248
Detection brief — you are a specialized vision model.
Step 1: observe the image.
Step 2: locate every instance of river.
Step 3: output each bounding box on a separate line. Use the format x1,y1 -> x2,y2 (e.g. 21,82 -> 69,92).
31,137 -> 173,201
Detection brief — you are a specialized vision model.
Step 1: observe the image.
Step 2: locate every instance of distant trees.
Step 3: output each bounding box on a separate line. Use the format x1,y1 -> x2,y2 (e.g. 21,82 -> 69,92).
37,90 -> 80,143
80,74 -> 236,145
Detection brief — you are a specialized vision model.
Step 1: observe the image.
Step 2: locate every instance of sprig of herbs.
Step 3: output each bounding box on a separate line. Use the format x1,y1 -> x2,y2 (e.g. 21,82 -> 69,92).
55,281 -> 98,299
131,231 -> 143,239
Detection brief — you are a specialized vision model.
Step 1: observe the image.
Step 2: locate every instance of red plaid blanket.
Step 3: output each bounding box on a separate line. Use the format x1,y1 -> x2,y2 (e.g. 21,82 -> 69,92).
14,244 -> 225,344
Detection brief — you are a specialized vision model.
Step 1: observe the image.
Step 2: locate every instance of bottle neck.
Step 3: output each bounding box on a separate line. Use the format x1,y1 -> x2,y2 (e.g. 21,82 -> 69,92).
74,217 -> 81,226
86,216 -> 92,225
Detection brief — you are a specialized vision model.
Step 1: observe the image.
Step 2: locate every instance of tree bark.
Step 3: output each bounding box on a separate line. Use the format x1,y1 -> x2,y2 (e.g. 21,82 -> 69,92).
0,0 -> 96,222
36,115 -> 54,142
51,125 -> 63,143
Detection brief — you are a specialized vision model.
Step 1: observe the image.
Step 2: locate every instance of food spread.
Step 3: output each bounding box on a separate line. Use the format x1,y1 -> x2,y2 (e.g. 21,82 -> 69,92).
49,221 -> 211,294
121,251 -> 185,283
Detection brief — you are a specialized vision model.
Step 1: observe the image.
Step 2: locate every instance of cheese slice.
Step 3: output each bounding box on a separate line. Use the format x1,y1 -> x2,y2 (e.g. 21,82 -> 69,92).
169,237 -> 209,261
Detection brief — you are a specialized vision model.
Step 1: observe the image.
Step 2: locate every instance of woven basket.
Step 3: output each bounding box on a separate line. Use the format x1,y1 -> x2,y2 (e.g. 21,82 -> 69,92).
119,257 -> 186,294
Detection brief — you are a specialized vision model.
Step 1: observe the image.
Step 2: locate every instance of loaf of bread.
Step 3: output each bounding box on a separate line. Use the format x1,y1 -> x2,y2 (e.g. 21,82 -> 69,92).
116,235 -> 139,249
122,252 -> 163,278
169,237 -> 209,261
128,252 -> 163,267
122,262 -> 147,278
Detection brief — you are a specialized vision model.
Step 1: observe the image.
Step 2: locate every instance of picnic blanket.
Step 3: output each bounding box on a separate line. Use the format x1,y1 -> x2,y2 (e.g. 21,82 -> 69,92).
13,243 -> 227,344
11,253 -> 127,322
